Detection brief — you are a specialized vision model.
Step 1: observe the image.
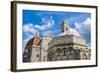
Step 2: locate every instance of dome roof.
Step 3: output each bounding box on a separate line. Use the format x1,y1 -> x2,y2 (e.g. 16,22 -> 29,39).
25,37 -> 34,48
25,33 -> 41,49
58,28 -> 81,37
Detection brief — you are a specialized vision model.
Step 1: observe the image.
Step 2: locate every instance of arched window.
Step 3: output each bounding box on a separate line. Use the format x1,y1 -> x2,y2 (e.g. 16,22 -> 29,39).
56,48 -> 61,56
56,48 -> 61,53
36,54 -> 39,57
62,48 -> 67,56
82,53 -> 87,59
74,49 -> 80,60
23,49 -> 29,58
44,56 -> 45,61
52,51 -> 54,55
50,51 -> 53,55
80,48 -> 83,51
88,54 -> 91,57
68,47 -> 73,55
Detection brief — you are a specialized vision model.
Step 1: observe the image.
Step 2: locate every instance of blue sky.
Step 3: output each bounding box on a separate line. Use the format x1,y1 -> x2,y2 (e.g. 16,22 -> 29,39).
23,10 -> 91,48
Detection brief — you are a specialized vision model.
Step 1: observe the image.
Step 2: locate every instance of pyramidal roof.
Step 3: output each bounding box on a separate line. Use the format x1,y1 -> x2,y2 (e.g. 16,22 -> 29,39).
58,28 -> 81,37
58,21 -> 82,37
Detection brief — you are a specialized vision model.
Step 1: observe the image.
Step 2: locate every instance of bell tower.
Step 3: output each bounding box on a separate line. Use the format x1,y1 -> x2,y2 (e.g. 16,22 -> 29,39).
61,21 -> 69,33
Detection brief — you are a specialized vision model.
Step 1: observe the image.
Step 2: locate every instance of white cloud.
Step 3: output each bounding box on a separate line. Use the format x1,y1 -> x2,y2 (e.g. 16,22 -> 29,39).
23,23 -> 38,34
74,22 -> 81,29
34,16 -> 55,30
34,24 -> 47,30
34,21 -> 54,30
23,16 -> 55,48
34,20 -> 54,30
83,18 -> 91,29
87,42 -> 91,49
42,18 -> 46,23
74,18 -> 91,30
74,18 -> 91,35
23,24 -> 39,50
47,20 -> 54,28
74,18 -> 91,48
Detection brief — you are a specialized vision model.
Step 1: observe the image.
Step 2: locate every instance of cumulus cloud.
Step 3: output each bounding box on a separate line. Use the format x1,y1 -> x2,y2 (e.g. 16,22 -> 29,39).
23,24 -> 39,50
83,18 -> 91,29
34,20 -> 54,30
74,22 -> 81,29
74,17 -> 91,30
34,16 -> 55,30
47,20 -> 54,28
74,18 -> 91,35
34,24 -> 47,30
42,18 -> 46,23
23,16 -> 55,48
74,17 -> 91,48
23,23 -> 38,34
87,42 -> 91,49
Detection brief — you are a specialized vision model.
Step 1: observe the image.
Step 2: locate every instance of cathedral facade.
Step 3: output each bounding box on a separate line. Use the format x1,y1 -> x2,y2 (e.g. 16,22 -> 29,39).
23,21 -> 91,62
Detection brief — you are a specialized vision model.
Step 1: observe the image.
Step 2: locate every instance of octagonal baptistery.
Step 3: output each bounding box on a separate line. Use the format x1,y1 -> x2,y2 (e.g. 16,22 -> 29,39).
47,21 -> 91,61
